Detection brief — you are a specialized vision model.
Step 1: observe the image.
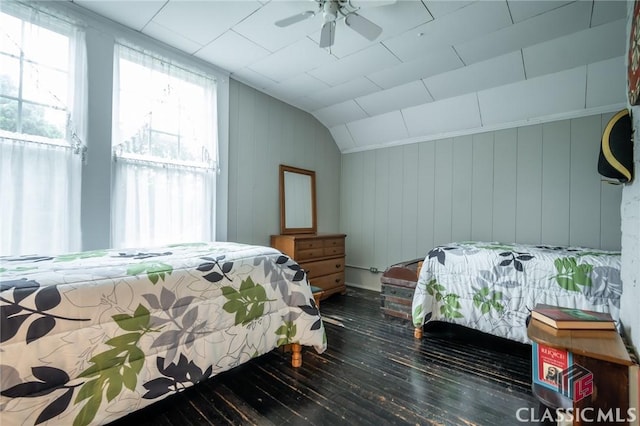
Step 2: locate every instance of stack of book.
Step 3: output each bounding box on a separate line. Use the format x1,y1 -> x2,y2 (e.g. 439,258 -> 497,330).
531,304 -> 616,331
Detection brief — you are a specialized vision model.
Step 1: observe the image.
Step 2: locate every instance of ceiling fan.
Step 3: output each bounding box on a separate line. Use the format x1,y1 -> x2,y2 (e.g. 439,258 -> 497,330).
275,0 -> 388,48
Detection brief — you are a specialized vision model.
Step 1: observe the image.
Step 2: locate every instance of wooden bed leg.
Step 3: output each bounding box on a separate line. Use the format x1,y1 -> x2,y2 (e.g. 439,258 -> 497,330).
291,343 -> 302,368
414,327 -> 423,339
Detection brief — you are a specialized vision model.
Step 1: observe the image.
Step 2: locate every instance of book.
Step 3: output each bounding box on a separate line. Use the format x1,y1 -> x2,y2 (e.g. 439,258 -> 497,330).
532,342 -> 572,392
531,304 -> 616,330
529,318 -> 617,339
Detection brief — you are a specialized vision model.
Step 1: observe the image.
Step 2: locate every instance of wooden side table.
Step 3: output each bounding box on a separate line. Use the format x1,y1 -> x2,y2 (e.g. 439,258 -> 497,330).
527,318 -> 635,425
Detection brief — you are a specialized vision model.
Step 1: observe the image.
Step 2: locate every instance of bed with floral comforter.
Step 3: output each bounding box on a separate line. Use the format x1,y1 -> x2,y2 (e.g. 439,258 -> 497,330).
412,241 -> 621,344
0,242 -> 326,426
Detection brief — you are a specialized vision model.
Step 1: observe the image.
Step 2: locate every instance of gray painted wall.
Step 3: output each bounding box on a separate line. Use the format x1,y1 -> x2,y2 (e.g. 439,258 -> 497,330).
341,113 -> 623,291
227,80 -> 342,247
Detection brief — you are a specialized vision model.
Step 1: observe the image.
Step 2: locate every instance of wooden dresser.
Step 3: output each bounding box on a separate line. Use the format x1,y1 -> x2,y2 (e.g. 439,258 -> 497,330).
270,233 -> 346,299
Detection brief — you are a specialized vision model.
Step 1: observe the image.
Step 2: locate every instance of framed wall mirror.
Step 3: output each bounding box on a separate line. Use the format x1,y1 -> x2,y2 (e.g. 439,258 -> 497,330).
279,164 -> 317,235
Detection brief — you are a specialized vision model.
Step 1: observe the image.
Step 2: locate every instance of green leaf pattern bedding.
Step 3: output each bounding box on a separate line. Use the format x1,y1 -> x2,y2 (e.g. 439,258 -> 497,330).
412,241 -> 621,343
0,242 -> 326,426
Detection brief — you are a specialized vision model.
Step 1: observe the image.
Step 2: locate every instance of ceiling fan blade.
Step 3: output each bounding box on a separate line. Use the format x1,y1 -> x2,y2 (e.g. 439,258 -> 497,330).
275,10 -> 316,28
349,0 -> 397,9
319,20 -> 336,48
344,12 -> 382,41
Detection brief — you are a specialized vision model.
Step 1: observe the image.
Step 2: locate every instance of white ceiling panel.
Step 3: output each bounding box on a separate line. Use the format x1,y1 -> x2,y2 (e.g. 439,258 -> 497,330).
366,46 -> 463,89
73,0 -> 166,31
142,21 -> 203,55
523,19 -> 626,79
591,0 -> 628,27
455,1 -> 592,65
231,67 -> 278,91
313,100 -> 368,128
286,96 -> 326,112
356,80 -> 433,116
265,74 -> 331,100
423,51 -> 525,101
151,1 -> 262,46
478,67 -> 587,126
346,111 -> 409,147
421,1 -> 473,19
232,1 -> 321,53
195,30 -> 271,72
402,93 -> 481,138
307,44 -> 400,86
248,38 -> 336,83
383,1 -> 512,62
506,1 -> 572,24
586,56 -> 626,108
304,77 -> 381,109
329,124 -> 357,151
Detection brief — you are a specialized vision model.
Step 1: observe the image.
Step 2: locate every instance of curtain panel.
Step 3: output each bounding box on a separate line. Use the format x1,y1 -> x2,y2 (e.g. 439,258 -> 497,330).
111,43 -> 217,248
0,1 -> 87,256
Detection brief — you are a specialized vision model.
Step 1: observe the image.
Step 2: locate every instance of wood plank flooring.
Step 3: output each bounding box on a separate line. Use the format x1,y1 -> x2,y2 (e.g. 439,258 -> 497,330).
110,287 -> 543,426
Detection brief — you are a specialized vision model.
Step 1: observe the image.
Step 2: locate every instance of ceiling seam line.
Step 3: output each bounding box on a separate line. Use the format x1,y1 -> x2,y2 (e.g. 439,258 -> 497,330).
451,45 -> 466,67
398,109 -> 410,138
380,41 -> 402,62
475,92 -> 483,127
140,0 -> 169,32
505,0 -> 515,25
344,123 -> 358,149
521,49 -> 527,80
421,80 -> 435,101
352,99 -> 369,117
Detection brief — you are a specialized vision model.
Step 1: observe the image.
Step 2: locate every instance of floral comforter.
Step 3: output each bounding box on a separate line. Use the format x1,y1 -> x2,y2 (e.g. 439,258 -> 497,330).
0,242 -> 326,426
412,241 -> 622,344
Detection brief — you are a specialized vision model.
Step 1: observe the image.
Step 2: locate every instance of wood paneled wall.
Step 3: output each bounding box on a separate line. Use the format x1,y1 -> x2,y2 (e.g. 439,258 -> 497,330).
340,113 -> 622,288
227,80 -> 342,246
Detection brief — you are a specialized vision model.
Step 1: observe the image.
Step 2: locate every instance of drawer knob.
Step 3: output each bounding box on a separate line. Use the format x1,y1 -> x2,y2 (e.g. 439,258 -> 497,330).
335,278 -> 340,283
335,264 -> 341,268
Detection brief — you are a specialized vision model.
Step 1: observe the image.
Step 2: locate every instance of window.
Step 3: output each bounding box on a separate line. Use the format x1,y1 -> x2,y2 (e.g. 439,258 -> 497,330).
0,3 -> 86,255
111,44 -> 217,248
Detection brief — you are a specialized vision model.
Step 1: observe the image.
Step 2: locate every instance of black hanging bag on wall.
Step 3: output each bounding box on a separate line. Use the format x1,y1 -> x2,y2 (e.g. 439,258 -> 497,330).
598,109 -> 633,183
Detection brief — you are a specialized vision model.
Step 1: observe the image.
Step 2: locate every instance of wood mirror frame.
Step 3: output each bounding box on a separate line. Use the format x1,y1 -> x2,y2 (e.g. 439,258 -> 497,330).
279,164 -> 317,235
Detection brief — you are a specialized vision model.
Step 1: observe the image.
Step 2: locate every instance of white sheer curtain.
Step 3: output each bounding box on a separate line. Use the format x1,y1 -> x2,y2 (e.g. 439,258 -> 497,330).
112,159 -> 213,249
111,43 -> 217,249
0,2 -> 86,256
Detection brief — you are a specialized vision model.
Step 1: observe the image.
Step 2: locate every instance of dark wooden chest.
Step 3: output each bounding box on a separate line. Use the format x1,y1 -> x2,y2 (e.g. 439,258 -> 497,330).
380,259 -> 422,323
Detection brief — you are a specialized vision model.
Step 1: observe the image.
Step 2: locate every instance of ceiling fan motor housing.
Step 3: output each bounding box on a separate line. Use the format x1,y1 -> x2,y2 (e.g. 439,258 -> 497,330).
323,0 -> 339,23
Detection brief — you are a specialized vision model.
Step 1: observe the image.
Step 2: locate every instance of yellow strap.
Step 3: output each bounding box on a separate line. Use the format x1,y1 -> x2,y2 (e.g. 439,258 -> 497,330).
601,109 -> 631,181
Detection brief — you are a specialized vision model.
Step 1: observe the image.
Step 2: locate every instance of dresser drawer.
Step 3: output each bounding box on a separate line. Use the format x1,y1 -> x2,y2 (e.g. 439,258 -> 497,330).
323,246 -> 344,257
295,239 -> 323,250
322,238 -> 344,248
301,258 -> 345,279
296,248 -> 324,261
310,272 -> 344,291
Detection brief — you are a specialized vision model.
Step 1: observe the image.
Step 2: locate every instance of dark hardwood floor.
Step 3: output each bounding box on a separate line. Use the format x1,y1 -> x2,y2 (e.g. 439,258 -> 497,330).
110,287 -> 545,426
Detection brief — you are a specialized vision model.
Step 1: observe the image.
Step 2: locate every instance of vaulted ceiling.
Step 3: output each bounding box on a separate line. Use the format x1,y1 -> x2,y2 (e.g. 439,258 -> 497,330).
70,0 -> 627,152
